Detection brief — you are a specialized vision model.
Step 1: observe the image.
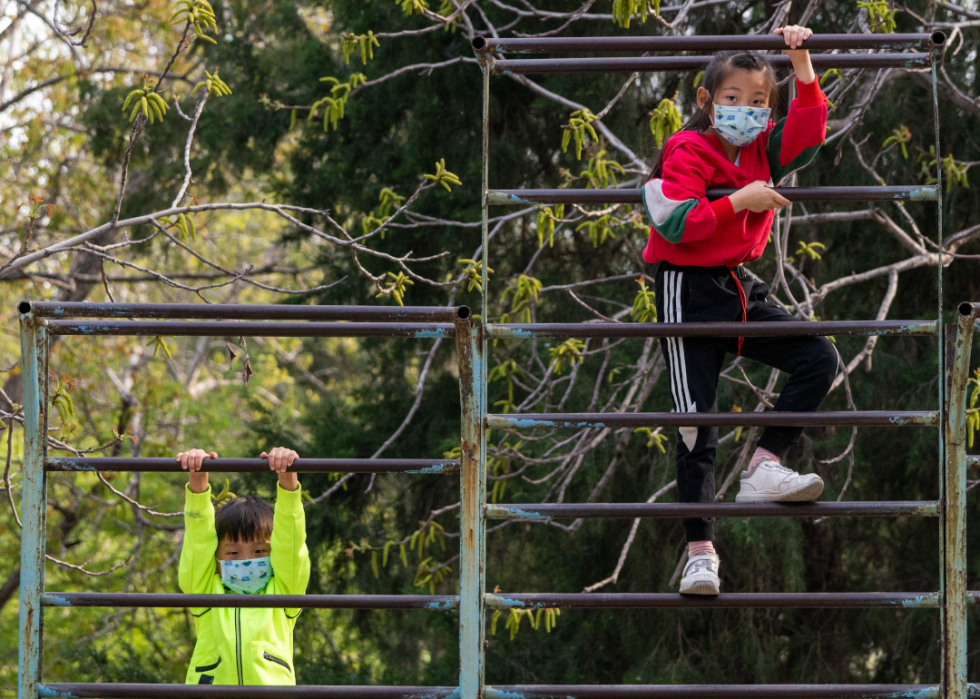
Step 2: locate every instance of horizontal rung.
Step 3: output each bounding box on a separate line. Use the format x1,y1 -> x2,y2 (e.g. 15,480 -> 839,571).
485,501 -> 939,519
489,320 -> 939,339
45,457 -> 459,475
38,685 -> 459,699
493,53 -> 935,75
488,411 -> 938,430
485,685 -> 939,699
21,301 -> 470,323
472,33 -> 946,54
487,186 -> 938,206
41,593 -> 458,610
484,592 -> 939,609
44,320 -> 455,338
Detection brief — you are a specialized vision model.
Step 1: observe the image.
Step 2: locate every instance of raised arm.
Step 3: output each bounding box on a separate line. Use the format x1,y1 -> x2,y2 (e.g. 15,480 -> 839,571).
767,25 -> 828,184
265,448 -> 311,600
177,449 -> 219,596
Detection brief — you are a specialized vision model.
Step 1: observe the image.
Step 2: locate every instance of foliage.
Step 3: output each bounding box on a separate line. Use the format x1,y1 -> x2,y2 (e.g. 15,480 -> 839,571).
500,275 -> 543,324
650,93 -> 683,150
796,240 -> 826,261
535,205 -> 564,248
422,159 -> 463,191
882,125 -> 911,160
857,0 -> 898,33
311,74 -> 368,131
342,31 -> 381,65
579,148 -> 625,189
968,369 -> 980,449
631,277 -> 657,323
122,80 -> 170,124
190,70 -> 233,98
490,607 -> 560,639
611,0 -> 655,29
171,0 -> 219,43
576,214 -> 617,247
548,339 -> 587,375
561,109 -> 599,161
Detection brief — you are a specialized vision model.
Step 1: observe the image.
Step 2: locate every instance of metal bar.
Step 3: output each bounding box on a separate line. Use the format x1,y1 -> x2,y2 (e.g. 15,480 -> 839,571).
483,592 -> 940,609
489,320 -> 939,339
487,186 -> 939,206
20,301 -> 470,323
945,304 -> 977,699
40,593 -> 459,610
487,411 -> 938,430
933,62 -> 951,699
38,685 -> 459,699
485,501 -> 939,520
17,311 -> 46,699
472,32 -> 946,54
485,685 -> 939,699
456,316 -> 486,699
44,457 -> 459,474
492,54 -> 935,75
45,320 -> 455,338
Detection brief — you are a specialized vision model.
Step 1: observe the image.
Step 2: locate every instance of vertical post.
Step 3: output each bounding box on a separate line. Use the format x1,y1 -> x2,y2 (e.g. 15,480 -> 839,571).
456,311 -> 486,699
930,58 -> 950,699
944,304 -> 975,699
479,58 -> 491,324
18,305 -> 48,699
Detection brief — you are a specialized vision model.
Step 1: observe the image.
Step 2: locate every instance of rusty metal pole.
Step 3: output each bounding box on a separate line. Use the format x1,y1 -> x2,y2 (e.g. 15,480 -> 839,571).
944,304 -> 976,699
456,308 -> 486,699
17,310 -> 48,699
929,55 -> 952,699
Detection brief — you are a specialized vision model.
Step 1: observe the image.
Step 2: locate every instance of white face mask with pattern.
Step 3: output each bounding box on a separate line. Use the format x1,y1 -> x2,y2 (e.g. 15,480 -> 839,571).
220,556 -> 273,594
712,104 -> 771,147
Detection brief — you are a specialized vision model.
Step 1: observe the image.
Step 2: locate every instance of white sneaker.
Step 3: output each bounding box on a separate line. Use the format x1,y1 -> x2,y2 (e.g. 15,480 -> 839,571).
679,552 -> 721,595
735,459 -> 824,503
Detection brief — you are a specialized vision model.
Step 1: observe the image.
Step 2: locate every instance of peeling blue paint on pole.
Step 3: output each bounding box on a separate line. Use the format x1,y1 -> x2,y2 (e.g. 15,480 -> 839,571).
18,311 -> 48,699
456,311 -> 486,699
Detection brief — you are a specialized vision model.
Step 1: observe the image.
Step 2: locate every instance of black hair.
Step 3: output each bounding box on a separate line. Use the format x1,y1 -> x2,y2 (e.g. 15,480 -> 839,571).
215,495 -> 274,543
648,50 -> 780,179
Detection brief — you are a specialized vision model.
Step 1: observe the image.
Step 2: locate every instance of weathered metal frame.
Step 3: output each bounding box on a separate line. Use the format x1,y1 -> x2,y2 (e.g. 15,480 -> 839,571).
13,307 -> 979,698
15,303 -> 474,699
469,28 -> 966,699
15,30 -> 977,699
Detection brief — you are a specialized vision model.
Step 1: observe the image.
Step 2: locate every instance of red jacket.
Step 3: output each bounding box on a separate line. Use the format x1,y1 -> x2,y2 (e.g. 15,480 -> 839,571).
642,78 -> 828,268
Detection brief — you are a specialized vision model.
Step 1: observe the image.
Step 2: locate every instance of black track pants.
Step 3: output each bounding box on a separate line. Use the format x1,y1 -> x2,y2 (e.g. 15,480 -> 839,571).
654,261 -> 839,542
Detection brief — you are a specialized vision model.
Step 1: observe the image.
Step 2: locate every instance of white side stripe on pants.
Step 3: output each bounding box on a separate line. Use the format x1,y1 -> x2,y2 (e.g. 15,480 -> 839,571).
664,271 -> 695,413
663,271 -> 682,411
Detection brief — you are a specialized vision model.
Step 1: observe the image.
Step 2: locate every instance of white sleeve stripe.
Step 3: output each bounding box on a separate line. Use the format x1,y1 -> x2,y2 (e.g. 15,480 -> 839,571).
642,180 -> 688,227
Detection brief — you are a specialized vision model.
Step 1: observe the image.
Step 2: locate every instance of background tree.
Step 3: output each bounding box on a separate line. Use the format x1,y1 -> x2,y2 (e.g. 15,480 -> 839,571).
1,0 -> 980,690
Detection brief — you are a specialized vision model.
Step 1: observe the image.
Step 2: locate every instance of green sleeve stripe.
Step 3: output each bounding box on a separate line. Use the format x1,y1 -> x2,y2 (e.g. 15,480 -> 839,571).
653,199 -> 698,244
773,144 -> 822,185
767,118 -> 821,184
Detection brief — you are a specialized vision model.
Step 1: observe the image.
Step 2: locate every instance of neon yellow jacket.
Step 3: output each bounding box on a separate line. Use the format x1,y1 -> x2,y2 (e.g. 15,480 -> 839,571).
179,483 -> 310,685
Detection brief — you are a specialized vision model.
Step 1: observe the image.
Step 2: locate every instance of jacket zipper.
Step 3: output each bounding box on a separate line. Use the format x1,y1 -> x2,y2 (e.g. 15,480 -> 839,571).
263,651 -> 292,673
235,608 -> 243,684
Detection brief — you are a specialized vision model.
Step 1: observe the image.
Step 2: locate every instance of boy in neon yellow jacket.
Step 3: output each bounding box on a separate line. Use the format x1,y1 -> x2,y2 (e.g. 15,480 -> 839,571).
178,446 -> 310,685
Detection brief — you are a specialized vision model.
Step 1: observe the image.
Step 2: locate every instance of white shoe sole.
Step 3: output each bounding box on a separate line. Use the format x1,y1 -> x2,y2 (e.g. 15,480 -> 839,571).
679,577 -> 720,595
735,477 -> 824,503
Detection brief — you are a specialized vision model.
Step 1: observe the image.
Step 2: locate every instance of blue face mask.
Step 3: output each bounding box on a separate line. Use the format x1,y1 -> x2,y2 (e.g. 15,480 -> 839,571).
712,104 -> 771,147
220,556 -> 273,594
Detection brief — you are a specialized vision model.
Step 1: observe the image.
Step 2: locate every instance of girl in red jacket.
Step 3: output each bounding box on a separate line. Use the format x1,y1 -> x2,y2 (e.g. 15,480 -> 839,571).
642,26 -> 838,596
